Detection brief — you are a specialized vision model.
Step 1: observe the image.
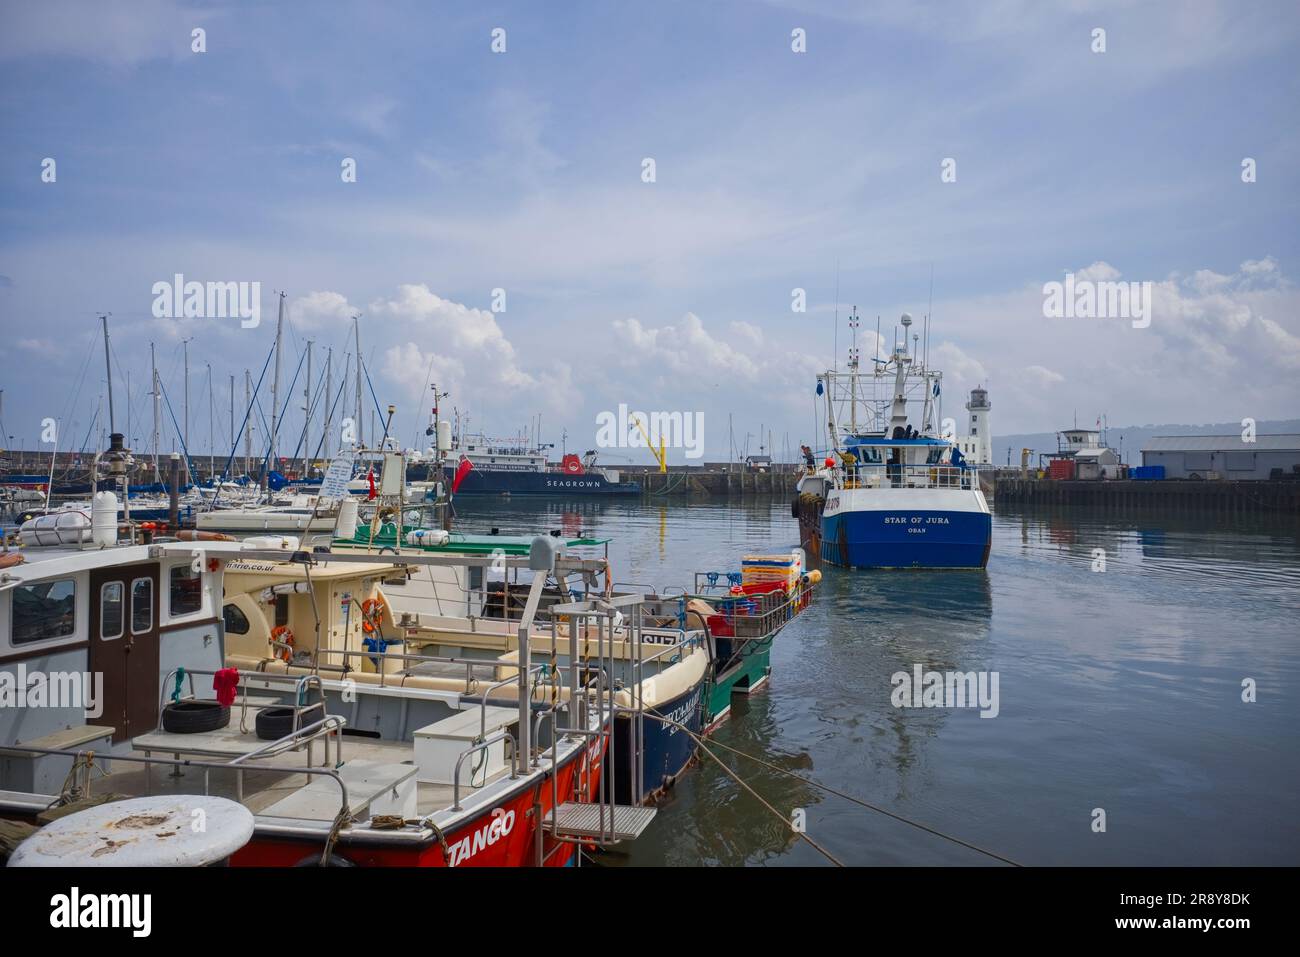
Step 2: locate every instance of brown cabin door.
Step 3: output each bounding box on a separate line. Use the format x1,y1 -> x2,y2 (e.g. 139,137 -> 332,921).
88,562 -> 161,743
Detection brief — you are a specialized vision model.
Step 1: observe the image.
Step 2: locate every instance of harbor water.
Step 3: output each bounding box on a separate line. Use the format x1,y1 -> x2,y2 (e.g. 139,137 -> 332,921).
451,496 -> 1300,866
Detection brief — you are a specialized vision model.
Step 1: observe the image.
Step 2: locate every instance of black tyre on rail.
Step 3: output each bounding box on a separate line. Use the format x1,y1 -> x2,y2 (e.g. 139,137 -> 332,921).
255,703 -> 326,741
160,700 -> 231,734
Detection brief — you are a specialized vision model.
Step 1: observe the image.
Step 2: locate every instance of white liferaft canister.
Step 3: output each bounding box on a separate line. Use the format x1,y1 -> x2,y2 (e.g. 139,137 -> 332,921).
406,528 -> 450,547
91,491 -> 118,546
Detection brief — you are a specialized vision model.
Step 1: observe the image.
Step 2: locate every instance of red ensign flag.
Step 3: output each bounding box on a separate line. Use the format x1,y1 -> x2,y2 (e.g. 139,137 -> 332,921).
452,455 -> 474,494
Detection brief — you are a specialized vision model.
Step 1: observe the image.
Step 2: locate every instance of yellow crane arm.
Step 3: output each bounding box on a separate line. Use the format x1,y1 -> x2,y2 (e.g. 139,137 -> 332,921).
633,417 -> 668,473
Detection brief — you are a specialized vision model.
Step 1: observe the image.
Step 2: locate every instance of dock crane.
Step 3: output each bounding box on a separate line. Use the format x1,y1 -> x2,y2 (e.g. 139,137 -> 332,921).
631,416 -> 668,473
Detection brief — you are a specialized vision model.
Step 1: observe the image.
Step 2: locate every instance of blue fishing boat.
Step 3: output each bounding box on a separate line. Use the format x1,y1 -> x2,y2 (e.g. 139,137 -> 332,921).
795,312 -> 991,569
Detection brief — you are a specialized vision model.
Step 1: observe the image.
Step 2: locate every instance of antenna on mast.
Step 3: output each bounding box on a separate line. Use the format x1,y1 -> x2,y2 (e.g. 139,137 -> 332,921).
925,263 -> 934,369
832,259 -> 840,375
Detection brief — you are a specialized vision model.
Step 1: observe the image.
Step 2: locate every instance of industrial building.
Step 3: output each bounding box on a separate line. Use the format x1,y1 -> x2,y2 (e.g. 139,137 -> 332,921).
1042,427 -> 1122,479
1140,434 -> 1300,480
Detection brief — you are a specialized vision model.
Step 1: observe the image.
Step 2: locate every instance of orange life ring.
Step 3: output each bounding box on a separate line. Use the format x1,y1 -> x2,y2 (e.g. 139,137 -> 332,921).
360,598 -> 383,635
270,625 -> 295,661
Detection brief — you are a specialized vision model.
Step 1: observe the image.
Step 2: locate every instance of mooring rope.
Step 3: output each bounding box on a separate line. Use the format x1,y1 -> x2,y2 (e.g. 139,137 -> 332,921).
691,732 -> 844,867
642,713 -> 1021,867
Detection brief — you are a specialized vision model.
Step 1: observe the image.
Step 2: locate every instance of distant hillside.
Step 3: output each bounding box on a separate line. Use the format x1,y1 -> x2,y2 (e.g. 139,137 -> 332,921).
992,419 -> 1300,467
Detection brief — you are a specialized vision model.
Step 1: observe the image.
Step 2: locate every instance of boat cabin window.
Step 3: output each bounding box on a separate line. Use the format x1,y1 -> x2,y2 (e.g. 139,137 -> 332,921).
274,595 -> 289,628
100,582 -> 124,640
131,578 -> 153,634
850,446 -> 882,464
223,603 -> 250,635
169,565 -> 203,617
927,448 -> 945,465
11,579 -> 77,645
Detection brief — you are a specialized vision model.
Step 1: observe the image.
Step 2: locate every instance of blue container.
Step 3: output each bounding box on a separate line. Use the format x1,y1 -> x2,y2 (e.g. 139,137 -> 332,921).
1132,466 -> 1165,480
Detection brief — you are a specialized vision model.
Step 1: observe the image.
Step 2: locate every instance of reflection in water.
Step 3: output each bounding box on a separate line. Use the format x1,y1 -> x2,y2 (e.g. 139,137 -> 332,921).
451,497 -> 1300,866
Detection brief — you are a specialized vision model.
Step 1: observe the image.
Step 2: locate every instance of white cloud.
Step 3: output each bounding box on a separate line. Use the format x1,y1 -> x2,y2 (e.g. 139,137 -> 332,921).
1023,365 -> 1066,387
358,285 -> 579,424
16,338 -> 59,357
918,258 -> 1300,432
1076,261 -> 1122,282
291,291 -> 356,330
612,313 -> 761,380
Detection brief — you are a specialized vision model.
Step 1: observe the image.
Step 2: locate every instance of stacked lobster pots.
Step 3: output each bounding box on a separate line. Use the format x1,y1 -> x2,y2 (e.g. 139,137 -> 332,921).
709,552 -> 819,638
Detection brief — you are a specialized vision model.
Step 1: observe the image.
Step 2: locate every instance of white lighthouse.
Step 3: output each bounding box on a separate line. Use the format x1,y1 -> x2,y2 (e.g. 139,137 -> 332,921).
957,386 -> 992,465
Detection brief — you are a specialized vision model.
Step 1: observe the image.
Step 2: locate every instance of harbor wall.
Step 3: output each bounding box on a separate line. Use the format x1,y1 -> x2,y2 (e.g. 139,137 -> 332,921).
994,478 -> 1300,514
631,467 -> 796,497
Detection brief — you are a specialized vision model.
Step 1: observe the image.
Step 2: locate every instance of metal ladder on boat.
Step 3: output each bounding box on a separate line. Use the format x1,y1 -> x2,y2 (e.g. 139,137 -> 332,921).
540,594 -> 656,846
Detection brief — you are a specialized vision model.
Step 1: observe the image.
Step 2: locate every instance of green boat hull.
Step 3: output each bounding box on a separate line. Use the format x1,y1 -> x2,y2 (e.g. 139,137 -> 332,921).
704,637 -> 775,729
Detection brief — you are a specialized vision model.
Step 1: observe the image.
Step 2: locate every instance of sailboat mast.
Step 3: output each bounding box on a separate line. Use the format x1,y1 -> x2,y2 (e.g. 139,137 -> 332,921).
322,347 -> 332,459
182,337 -> 190,461
207,362 -> 214,478
101,314 -> 115,434
270,291 -> 285,469
353,316 -> 363,450
302,339 -> 313,474
243,369 -> 252,475
151,342 -> 160,481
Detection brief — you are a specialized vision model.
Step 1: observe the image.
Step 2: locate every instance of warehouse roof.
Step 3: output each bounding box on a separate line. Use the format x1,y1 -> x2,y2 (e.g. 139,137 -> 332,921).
1141,434 -> 1300,452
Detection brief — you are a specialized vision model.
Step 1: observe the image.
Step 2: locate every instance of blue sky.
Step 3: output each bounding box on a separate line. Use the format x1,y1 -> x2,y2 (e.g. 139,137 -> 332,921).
1,0 -> 1298,462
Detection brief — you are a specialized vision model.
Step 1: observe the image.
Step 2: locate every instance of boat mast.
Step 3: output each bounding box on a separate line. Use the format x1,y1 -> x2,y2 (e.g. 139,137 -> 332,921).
151,343 -> 160,481
100,314 -> 115,435
269,291 -> 285,472
888,314 -> 912,438
243,369 -> 252,476
302,339 -> 313,474
823,373 -> 840,453
848,306 -> 859,434
322,347 -> 332,460
207,362 -> 214,479
353,315 -> 363,450
182,336 -> 191,468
